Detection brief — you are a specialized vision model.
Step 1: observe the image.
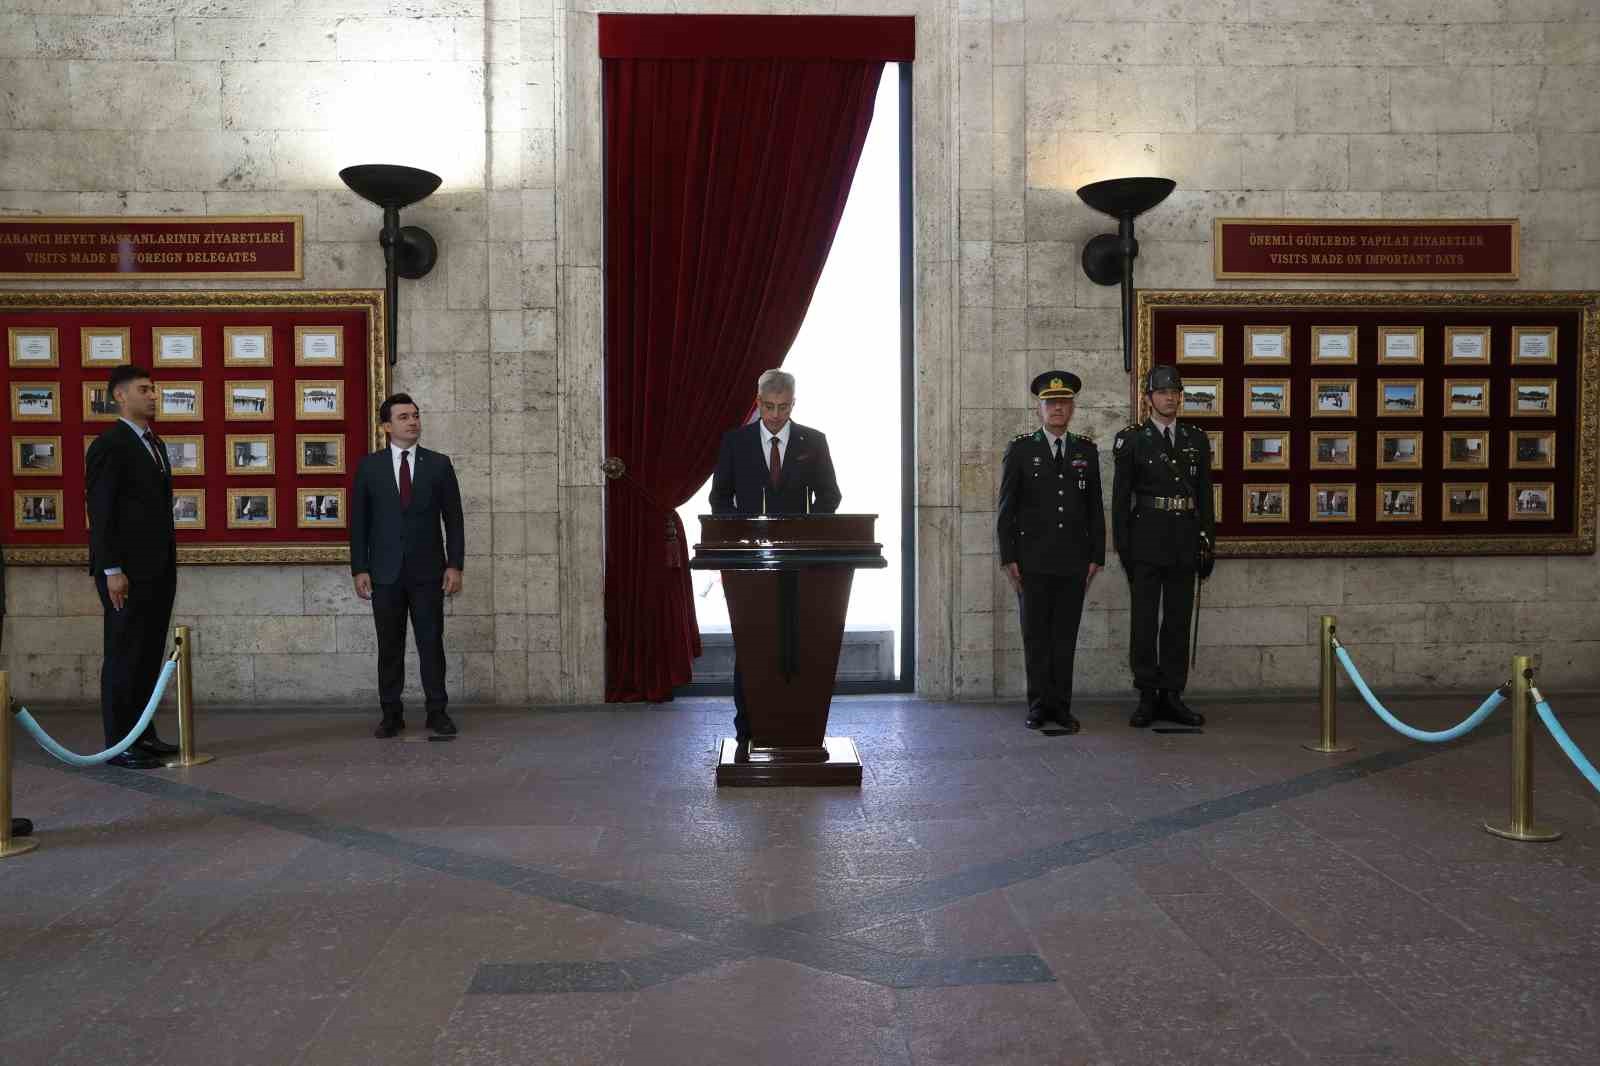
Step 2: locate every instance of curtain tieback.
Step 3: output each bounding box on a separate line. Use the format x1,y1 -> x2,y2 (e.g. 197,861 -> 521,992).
603,456 -> 683,569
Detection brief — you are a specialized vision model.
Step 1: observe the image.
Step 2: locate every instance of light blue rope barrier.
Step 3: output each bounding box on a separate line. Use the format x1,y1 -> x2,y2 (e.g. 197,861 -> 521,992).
12,660 -> 178,767
1334,644 -> 1504,743
1533,697 -> 1600,795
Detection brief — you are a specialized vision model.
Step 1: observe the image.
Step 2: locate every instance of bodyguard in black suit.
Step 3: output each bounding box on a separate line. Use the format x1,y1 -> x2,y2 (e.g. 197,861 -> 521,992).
350,393 -> 466,738
1112,364 -> 1213,729
85,365 -> 181,769
708,369 -> 842,740
997,371 -> 1106,734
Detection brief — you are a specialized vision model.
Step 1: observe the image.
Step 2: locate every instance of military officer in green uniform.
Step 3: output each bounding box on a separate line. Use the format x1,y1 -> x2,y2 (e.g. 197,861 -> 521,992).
1112,364 -> 1212,729
997,370 -> 1106,733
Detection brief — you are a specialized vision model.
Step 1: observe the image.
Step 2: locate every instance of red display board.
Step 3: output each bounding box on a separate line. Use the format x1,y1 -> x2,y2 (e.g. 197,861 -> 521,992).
1214,219 -> 1519,280
0,216 -> 302,280
1136,290 -> 1597,557
2,290 -> 385,565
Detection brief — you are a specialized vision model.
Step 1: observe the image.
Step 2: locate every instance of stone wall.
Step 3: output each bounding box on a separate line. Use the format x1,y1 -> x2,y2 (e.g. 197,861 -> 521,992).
1,0 -> 1597,706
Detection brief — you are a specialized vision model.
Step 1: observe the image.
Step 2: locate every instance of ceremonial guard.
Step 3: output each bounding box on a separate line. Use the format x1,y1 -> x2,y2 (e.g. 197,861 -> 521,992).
1112,364 -> 1214,729
997,371 -> 1106,733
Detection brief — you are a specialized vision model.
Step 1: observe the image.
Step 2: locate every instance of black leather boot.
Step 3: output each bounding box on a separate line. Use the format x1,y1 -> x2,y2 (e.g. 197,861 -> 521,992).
1159,690 -> 1205,727
1129,689 -> 1159,728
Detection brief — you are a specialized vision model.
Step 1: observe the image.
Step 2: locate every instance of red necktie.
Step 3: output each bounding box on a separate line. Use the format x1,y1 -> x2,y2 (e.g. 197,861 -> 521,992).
768,435 -> 782,486
399,450 -> 413,508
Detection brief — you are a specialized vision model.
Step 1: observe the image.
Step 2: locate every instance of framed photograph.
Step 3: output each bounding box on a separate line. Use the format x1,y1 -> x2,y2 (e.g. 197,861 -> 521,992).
1244,484 -> 1290,523
12,436 -> 62,477
1244,378 -> 1290,417
1377,483 -> 1423,522
1509,482 -> 1555,521
1212,483 -> 1222,519
295,433 -> 344,475
11,381 -> 60,422
1243,324 -> 1291,364
1378,430 -> 1422,469
296,380 -> 344,420
1378,379 -> 1423,417
225,434 -> 275,475
1444,326 -> 1491,365
82,381 -> 119,422
1511,326 -> 1557,365
223,326 -> 273,366
156,380 -> 204,422
297,488 -> 346,529
1310,378 -> 1356,418
1205,430 -> 1223,470
8,326 -> 58,368
1377,326 -> 1424,364
225,380 -> 274,421
152,326 -> 202,368
294,325 -> 344,366
79,326 -> 131,367
1310,483 -> 1356,523
82,434 -> 96,469
14,489 -> 64,531
1510,379 -> 1556,417
162,435 -> 205,476
172,489 -> 206,529
1442,482 -> 1488,522
1444,378 -> 1490,417
1176,324 -> 1223,364
1508,429 -> 1555,470
1244,431 -> 1290,470
226,488 -> 275,530
1311,325 -> 1357,364
1443,430 -> 1489,469
1310,431 -> 1356,470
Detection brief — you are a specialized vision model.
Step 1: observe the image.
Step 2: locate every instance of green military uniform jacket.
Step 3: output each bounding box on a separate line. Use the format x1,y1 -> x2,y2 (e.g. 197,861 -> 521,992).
1111,418 -> 1215,568
997,429 -> 1106,575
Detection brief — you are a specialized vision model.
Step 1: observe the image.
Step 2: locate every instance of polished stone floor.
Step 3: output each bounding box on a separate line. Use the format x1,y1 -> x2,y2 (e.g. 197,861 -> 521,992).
2,692 -> 1599,1065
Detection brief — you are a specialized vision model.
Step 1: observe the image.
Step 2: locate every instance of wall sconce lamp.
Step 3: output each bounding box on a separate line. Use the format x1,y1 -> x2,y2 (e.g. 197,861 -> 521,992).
1076,176 -> 1175,373
338,164 -> 442,366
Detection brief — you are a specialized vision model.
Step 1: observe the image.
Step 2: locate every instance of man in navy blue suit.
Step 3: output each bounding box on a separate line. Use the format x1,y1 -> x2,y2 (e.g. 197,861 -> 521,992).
709,369 -> 842,741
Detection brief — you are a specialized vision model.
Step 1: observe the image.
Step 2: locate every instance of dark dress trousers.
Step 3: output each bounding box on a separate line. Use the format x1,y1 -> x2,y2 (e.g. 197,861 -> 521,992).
349,446 -> 465,716
1111,419 -> 1215,694
708,420 -> 842,738
85,421 -> 178,747
997,429 -> 1106,718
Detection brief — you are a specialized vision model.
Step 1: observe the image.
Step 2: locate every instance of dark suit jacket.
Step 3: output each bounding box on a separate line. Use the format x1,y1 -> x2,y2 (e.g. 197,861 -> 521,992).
1111,418 -> 1215,569
349,445 -> 466,584
996,429 -> 1106,575
85,420 -> 176,579
709,421 -> 842,516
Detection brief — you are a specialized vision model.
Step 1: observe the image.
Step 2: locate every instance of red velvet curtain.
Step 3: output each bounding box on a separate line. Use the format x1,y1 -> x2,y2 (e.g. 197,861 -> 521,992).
601,53 -> 887,702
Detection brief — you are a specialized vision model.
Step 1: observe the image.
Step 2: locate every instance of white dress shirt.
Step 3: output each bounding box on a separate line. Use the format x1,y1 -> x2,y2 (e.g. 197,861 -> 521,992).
1043,428 -> 1069,456
390,441 -> 419,490
760,421 -> 792,467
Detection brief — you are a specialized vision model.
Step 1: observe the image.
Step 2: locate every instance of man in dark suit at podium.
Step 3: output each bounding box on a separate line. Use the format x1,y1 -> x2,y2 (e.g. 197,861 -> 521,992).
85,364 -> 181,769
709,369 -> 842,740
350,393 -> 466,739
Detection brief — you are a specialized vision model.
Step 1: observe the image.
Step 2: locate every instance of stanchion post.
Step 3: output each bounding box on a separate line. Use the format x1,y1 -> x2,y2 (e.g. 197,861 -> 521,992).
1,670 -> 40,858
1304,614 -> 1354,754
1484,655 -> 1560,843
164,625 -> 213,769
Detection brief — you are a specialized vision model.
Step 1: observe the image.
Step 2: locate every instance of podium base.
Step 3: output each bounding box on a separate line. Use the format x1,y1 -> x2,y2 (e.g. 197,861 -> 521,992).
716,736 -> 863,787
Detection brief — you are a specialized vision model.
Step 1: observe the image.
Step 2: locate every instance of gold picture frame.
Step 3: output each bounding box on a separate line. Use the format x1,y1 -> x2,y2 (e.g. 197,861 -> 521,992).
296,488 -> 346,529
1443,378 -> 1491,417
225,379 -> 274,421
1310,378 -> 1357,418
225,434 -> 275,475
156,380 -> 204,422
1508,429 -> 1555,470
162,435 -> 205,477
295,433 -> 345,475
1243,484 -> 1290,523
79,326 -> 131,367
1213,483 -> 1223,519
1176,324 -> 1223,364
1508,482 -> 1555,521
1510,378 -> 1557,417
1442,430 -> 1489,469
12,436 -> 62,477
1442,482 -> 1489,522
225,488 -> 276,530
223,326 -> 273,366
81,381 -> 119,423
1205,430 -> 1223,470
294,325 -> 344,366
1310,431 -> 1356,470
1243,378 -> 1291,418
1310,483 -> 1357,522
1376,483 -> 1423,522
1244,431 -> 1290,470
1377,430 -> 1423,469
11,381 -> 59,422
1511,326 -> 1557,365
296,380 -> 344,420
8,326 -> 58,368
14,489 -> 64,531
1443,325 -> 1491,365
1377,325 -> 1424,365
1243,324 -> 1291,364
1378,379 -> 1424,417
152,326 -> 203,368
1310,325 -> 1357,364
172,489 -> 206,530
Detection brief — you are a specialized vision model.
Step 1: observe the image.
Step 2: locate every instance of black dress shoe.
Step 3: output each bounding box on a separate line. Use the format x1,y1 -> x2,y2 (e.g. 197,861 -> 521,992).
1129,690 -> 1159,728
425,710 -> 457,736
374,716 -> 404,739
108,751 -> 163,769
1054,712 -> 1081,734
135,732 -> 180,756
1158,690 -> 1205,727
11,818 -> 33,838
1025,708 -> 1047,729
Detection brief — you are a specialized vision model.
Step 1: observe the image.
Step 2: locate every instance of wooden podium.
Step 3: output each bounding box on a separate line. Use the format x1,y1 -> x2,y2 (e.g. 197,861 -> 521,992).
690,515 -> 886,786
